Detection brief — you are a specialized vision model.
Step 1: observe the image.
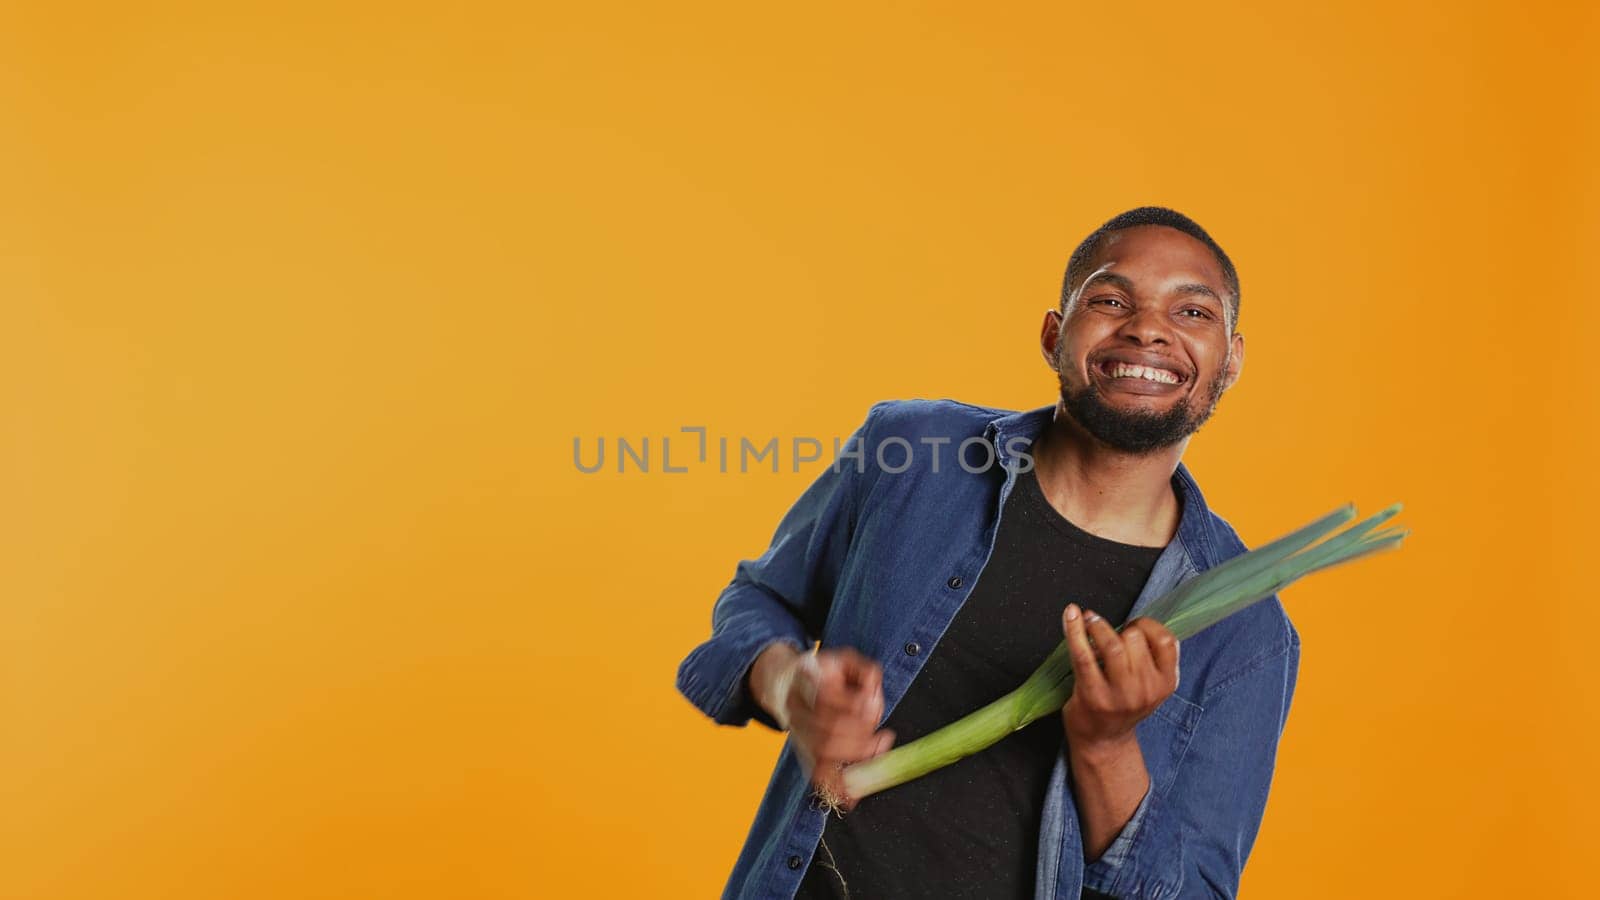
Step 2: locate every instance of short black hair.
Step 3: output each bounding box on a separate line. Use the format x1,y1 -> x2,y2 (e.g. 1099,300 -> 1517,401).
1060,206 -> 1241,329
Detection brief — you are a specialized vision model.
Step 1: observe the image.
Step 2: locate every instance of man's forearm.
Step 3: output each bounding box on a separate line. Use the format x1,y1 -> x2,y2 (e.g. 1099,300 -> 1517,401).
1068,735 -> 1151,862
747,641 -> 803,730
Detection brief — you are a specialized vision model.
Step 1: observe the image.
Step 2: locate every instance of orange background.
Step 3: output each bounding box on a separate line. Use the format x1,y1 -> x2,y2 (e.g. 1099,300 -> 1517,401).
3,3 -> 1596,897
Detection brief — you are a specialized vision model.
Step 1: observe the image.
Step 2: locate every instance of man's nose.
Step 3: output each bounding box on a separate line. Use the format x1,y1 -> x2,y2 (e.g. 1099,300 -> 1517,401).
1118,307 -> 1174,345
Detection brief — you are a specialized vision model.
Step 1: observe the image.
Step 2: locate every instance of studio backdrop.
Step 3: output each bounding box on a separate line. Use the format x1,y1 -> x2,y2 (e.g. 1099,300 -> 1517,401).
3,3 -> 1596,898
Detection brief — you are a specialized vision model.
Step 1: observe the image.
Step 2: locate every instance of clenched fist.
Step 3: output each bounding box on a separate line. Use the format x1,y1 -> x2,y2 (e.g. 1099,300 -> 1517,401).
750,643 -> 896,811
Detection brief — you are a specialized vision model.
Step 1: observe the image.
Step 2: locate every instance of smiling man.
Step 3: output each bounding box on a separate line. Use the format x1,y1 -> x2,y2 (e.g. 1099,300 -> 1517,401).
677,207 -> 1299,899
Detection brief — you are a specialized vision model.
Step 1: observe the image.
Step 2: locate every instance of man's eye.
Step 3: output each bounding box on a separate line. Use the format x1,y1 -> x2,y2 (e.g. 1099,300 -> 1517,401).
1180,308 -> 1213,319
1090,297 -> 1127,309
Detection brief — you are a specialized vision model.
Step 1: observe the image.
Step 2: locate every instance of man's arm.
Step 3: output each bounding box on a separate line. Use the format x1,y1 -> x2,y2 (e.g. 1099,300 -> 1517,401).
675,404 -> 879,730
1062,605 -> 1300,899
1060,605 -> 1181,861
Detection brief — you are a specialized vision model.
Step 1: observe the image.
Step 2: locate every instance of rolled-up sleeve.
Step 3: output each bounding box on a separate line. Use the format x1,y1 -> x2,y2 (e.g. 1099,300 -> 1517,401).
1081,634 -> 1300,899
676,404 -> 879,731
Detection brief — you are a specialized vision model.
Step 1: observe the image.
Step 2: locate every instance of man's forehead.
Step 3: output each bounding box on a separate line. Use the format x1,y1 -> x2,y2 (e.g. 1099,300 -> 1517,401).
1090,225 -> 1226,285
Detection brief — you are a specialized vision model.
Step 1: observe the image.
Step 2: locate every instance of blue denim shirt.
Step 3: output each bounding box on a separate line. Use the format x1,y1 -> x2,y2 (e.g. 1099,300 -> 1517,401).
677,400 -> 1299,900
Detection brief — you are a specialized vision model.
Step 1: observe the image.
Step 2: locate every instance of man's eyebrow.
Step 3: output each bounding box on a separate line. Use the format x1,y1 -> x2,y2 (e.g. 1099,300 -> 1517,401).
1171,282 -> 1224,303
1079,271 -> 1136,293
1080,272 -> 1225,304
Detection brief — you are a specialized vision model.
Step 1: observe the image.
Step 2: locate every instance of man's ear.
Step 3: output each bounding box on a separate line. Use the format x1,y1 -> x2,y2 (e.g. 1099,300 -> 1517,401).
1040,309 -> 1064,368
1223,331 -> 1245,391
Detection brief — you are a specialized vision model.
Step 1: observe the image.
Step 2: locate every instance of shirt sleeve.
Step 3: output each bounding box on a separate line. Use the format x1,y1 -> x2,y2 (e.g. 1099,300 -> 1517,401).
1080,634 -> 1300,899
675,404 -> 879,731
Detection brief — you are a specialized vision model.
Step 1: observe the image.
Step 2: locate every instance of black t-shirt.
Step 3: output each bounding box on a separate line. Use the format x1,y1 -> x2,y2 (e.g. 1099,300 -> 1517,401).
795,467 -> 1165,900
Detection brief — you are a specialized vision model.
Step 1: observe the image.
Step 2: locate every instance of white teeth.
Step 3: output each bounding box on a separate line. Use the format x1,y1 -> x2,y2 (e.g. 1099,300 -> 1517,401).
1108,362 -> 1180,384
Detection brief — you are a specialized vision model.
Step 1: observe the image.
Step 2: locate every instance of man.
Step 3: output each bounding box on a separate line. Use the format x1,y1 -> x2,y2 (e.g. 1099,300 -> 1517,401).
676,207 -> 1299,899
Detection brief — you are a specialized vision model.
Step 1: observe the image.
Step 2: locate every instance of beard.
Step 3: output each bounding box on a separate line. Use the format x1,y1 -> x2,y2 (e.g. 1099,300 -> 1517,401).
1058,359 -> 1229,455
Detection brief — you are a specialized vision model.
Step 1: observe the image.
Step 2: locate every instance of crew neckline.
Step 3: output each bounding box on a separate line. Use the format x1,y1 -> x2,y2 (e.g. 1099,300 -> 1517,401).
1016,467 -> 1168,554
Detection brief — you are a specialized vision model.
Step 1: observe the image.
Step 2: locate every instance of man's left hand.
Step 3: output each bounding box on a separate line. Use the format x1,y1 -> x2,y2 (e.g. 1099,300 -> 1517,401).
1060,604 -> 1180,750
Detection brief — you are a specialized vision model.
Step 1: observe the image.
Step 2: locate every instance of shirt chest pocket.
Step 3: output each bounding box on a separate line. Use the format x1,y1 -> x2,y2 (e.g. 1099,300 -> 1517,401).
1136,692 -> 1204,795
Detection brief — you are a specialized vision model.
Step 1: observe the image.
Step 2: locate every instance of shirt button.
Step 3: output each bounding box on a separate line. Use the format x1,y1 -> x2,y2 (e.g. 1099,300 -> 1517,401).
904,641 -> 921,656
947,576 -> 963,589
787,855 -> 803,870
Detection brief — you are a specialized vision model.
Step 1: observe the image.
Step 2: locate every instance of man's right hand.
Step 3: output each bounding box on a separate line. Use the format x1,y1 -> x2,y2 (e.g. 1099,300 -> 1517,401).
749,643 -> 896,810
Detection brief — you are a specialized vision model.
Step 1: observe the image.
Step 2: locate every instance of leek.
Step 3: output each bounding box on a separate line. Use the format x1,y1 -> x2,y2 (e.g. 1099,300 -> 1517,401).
826,502 -> 1407,809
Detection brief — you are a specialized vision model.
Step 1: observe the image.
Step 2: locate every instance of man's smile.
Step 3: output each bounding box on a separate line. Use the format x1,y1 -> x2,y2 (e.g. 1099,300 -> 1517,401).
1090,352 -> 1190,397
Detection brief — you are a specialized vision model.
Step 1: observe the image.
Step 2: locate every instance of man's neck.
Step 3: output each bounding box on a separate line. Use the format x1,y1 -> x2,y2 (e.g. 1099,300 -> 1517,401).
1029,403 -> 1184,549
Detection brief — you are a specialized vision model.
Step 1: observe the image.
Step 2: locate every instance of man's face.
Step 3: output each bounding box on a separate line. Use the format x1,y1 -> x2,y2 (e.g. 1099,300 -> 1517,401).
1044,225 -> 1244,454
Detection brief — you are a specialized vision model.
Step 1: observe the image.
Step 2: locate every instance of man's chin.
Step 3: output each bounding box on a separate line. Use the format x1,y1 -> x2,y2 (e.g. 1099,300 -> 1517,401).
1060,385 -> 1199,454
